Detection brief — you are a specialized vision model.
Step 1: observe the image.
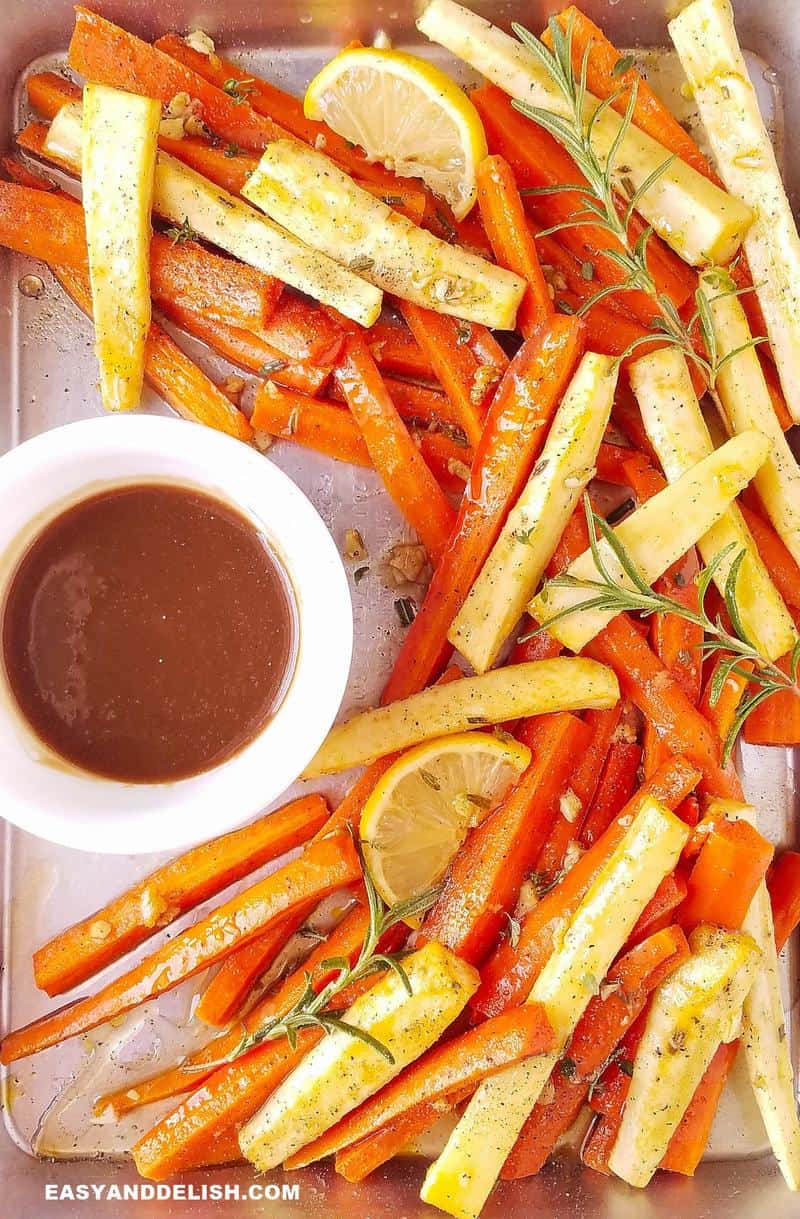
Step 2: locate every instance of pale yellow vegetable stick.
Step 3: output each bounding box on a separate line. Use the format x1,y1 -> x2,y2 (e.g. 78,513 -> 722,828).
530,429 -> 771,653
416,0 -> 753,267
420,797 -> 689,1219
449,352 -> 617,673
629,346 -> 796,662
670,0 -> 800,424
609,924 -> 760,1188
706,799 -> 800,1191
699,269 -> 800,568
302,658 -> 619,777
242,139 -> 525,329
46,102 -> 383,326
238,942 -> 479,1171
81,83 -> 159,412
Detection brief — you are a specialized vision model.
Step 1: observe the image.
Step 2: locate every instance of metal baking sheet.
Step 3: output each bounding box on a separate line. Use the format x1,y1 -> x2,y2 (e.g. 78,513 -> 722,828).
1,3 -> 800,1217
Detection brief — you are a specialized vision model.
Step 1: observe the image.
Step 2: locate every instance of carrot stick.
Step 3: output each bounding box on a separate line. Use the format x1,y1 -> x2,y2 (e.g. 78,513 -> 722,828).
658,1040 -> 741,1175
740,506 -> 800,611
398,302 -> 506,448
252,383 -> 371,466
1,152 -> 57,190
577,741 -> 642,849
0,179 -> 280,331
585,615 -> 743,800
760,350 -> 794,431
335,335 -> 456,562
415,428 -> 472,494
533,703 -> 623,879
628,871 -> 689,946
679,819 -> 773,933
476,154 -> 552,336
768,852 -> 800,950
96,902 -> 372,1117
700,658 -> 753,744
153,32 -> 403,188
68,8 -> 289,152
335,1099 -> 454,1182
53,265 -> 253,441
285,1003 -> 557,1170
0,829 -> 360,1065
331,376 -> 458,431
581,1014 -> 651,1173
365,317 -> 436,382
420,712 -> 590,966
742,632 -> 800,746
470,754 -> 701,1021
595,442 -> 637,486
158,299 -> 331,396
502,925 -> 690,1179
611,389 -> 661,463
471,85 -> 694,320
382,315 -> 585,702
132,947 -> 398,1179
32,794 -> 329,998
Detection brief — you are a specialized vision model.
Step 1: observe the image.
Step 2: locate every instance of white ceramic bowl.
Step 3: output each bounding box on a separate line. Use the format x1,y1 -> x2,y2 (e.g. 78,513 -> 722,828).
0,415 -> 353,854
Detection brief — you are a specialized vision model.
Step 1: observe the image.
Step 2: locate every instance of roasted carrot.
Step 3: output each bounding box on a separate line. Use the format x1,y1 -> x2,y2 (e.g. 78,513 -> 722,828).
471,85 -> 694,320
470,754 -> 701,1020
768,851 -> 800,950
0,180 -> 281,331
335,334 -> 456,562
420,713 -> 591,966
581,1014 -> 649,1173
577,740 -> 642,849
158,300 -> 332,397
132,958 -> 395,1180
476,155 -> 552,336
331,376 -> 459,431
0,830 -> 360,1065
32,794 -> 329,998
96,902 -> 373,1117
398,302 -> 506,448
760,350 -> 794,431
25,70 -> 81,119
585,615 -> 743,800
739,506 -> 800,611
533,703 -> 623,879
365,317 -> 436,382
659,1040 -> 741,1175
628,871 -> 689,946
611,389 -> 661,463
679,819 -> 773,933
0,151 -> 56,190
252,383 -> 371,466
415,428 -> 472,494
153,32 -> 404,188
383,315 -> 585,702
68,8 -> 289,152
595,441 -> 637,486
742,607 -> 800,745
700,658 -> 753,745
335,1099 -> 454,1182
284,1003 -> 557,1169
54,265 -> 253,441
502,925 -> 690,1178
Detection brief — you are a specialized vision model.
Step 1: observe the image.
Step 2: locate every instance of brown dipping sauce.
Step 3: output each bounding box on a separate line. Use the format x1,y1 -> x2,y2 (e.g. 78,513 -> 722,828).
1,483 -> 296,783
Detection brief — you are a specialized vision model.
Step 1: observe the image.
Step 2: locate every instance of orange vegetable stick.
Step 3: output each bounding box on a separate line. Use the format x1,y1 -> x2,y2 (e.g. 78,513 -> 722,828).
611,388 -> 661,463
585,616 -> 743,800
25,70 -> 81,118
285,1003 -> 557,1169
739,506 -> 800,611
33,794 -> 329,998
420,713 -> 591,966
627,871 -> 689,946
365,317 -> 436,382
383,315 -> 585,702
0,179 -> 281,331
533,703 -> 623,879
398,302 -> 507,448
414,428 -> 472,494
476,154 -> 552,336
335,335 -> 456,562
252,383 -> 371,466
595,441 -> 637,486
0,830 -> 360,1065
679,819 -> 773,933
471,754 -> 701,1021
769,852 -> 800,950
581,1014 -> 649,1173
68,8 -> 289,152
96,902 -> 372,1117
158,299 -> 331,397
502,925 -> 690,1178
53,265 -> 253,441
328,376 -> 458,430
471,85 -> 694,320
336,1099 -> 454,1182
577,740 -> 642,849
760,351 -> 794,431
153,32 -> 403,188
659,1040 -> 741,1175
700,657 -> 753,745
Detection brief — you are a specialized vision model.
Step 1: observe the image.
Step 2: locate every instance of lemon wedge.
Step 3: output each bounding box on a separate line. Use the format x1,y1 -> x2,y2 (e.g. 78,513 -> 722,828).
304,46 -> 487,219
360,731 -> 530,910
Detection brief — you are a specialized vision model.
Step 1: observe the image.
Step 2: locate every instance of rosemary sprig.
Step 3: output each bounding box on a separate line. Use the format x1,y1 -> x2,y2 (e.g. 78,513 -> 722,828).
212,846 -> 440,1067
527,497 -> 800,764
510,16 -> 765,388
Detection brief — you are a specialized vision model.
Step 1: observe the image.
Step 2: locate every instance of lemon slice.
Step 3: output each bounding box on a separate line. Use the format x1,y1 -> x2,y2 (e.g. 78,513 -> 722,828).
360,731 -> 531,910
304,47 -> 487,220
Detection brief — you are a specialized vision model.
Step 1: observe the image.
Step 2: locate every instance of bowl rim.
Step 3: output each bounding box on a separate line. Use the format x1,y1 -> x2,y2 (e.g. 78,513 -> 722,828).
0,415 -> 353,854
